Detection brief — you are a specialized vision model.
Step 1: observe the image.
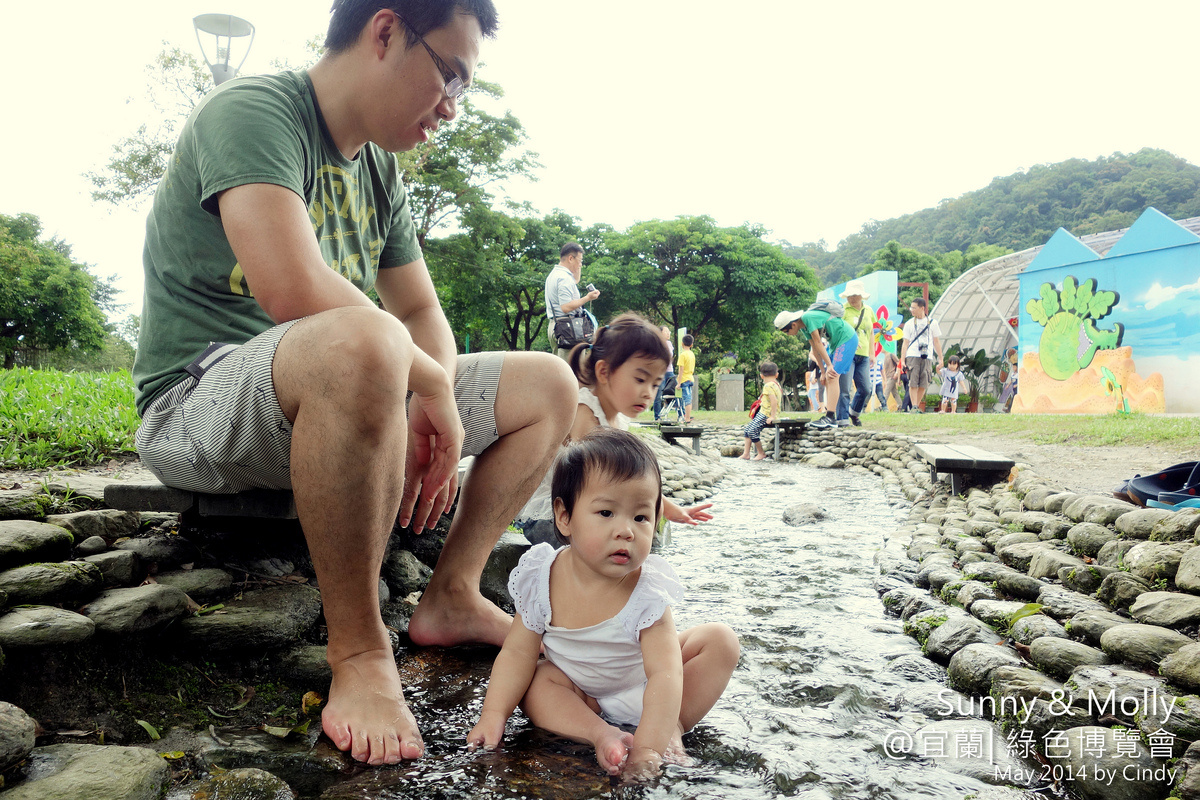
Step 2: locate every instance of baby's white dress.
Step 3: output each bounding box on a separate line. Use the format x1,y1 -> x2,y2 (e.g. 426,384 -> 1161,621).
507,542 -> 683,726
514,386 -> 629,525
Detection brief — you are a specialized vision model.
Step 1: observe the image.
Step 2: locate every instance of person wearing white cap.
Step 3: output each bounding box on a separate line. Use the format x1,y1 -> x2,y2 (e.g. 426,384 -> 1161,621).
837,279 -> 876,427
774,305 -> 858,430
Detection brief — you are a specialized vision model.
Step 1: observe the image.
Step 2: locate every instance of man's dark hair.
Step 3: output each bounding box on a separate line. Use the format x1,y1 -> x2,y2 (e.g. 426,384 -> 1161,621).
552,428 -> 662,536
560,242 -> 584,260
911,298 -> 928,310
759,361 -> 778,377
325,0 -> 499,53
682,334 -> 694,347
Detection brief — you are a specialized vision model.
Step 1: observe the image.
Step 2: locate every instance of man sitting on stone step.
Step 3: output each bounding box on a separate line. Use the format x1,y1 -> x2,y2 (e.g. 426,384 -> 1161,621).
130,0 -> 575,767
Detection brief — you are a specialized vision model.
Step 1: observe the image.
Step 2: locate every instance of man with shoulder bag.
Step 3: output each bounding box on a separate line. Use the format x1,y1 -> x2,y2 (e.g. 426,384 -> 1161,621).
899,297 -> 944,413
544,242 -> 600,359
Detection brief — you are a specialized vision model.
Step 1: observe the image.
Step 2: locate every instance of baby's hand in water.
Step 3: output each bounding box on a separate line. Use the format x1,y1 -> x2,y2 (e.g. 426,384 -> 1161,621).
621,746 -> 663,783
466,714 -> 506,752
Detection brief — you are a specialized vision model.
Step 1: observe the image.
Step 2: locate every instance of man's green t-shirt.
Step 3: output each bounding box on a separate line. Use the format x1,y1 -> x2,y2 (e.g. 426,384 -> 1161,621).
134,71 -> 422,414
799,309 -> 856,351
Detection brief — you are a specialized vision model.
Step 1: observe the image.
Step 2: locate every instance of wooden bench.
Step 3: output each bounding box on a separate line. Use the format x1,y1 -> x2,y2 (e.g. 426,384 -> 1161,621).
104,482 -> 298,520
659,425 -> 704,455
763,419 -> 808,459
913,443 -> 1015,494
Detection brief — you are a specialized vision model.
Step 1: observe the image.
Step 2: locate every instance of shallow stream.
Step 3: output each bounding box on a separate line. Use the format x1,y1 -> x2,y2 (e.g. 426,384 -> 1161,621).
265,458 -> 1050,799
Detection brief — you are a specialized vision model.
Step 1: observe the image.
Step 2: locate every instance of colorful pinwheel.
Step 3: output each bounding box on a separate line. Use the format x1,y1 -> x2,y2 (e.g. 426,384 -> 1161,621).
873,305 -> 903,357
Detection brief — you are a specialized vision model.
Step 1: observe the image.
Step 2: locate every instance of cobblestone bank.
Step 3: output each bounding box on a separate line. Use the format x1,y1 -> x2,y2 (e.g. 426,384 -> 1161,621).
0,430 -> 727,798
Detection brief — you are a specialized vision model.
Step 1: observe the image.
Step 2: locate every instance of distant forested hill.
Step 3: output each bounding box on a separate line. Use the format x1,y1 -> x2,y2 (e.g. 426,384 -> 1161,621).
788,148 -> 1200,284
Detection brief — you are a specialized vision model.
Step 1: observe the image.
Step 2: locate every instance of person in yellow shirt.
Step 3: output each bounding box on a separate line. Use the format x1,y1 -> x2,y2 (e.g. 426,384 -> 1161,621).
838,280 -> 877,427
677,334 -> 696,423
740,362 -> 782,460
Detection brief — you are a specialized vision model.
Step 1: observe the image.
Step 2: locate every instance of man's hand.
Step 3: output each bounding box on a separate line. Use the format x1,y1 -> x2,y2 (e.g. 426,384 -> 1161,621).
583,288 -> 600,303
399,387 -> 464,534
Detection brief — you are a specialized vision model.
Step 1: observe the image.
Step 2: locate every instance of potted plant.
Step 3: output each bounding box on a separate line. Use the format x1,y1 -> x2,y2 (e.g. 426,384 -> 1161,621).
946,345 -> 1002,412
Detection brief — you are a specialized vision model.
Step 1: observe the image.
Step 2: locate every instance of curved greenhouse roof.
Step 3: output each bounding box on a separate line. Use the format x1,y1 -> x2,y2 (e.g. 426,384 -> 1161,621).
932,215 -> 1200,359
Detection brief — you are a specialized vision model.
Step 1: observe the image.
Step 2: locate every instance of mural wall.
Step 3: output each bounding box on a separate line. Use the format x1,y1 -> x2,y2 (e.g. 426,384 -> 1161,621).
1014,208 -> 1200,414
817,271 -> 902,357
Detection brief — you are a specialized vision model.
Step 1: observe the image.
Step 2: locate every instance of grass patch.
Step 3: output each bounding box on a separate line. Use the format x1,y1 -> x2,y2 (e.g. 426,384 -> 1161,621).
682,409 -> 1200,451
0,368 -> 140,470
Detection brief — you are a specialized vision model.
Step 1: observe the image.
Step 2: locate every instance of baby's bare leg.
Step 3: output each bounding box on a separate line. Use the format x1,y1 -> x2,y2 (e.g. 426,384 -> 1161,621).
678,623 -> 741,732
521,660 -> 633,775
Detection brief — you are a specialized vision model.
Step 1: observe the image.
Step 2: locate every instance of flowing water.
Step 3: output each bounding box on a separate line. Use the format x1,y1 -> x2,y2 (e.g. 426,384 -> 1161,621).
289,458 -> 1049,799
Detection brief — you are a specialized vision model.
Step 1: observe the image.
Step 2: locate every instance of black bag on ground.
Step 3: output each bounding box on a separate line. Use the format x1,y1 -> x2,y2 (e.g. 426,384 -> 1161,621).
553,312 -> 595,349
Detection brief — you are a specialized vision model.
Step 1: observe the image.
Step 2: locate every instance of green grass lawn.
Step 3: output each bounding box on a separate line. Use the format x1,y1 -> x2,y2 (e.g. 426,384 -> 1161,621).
1,368 -> 140,470
686,408 -> 1200,451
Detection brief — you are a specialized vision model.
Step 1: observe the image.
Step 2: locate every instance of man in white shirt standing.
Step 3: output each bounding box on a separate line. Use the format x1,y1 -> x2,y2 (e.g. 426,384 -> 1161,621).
544,242 -> 600,359
899,297 -> 944,413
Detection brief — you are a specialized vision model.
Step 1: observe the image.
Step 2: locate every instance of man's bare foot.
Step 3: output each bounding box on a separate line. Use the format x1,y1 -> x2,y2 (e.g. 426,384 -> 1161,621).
408,586 -> 512,648
751,454 -> 766,461
738,453 -> 750,460
593,726 -> 635,775
322,648 -> 422,765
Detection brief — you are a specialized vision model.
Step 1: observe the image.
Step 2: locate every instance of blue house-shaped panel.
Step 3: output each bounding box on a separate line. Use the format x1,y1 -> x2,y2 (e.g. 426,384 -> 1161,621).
1026,228 -> 1101,273
1104,206 -> 1200,259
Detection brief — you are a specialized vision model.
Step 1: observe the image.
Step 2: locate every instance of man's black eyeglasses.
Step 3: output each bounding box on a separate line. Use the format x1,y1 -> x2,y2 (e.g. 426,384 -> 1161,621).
395,13 -> 466,102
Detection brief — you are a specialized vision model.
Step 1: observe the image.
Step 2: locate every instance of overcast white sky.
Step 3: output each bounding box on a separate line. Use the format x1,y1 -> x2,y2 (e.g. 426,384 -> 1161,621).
4,0 -> 1200,320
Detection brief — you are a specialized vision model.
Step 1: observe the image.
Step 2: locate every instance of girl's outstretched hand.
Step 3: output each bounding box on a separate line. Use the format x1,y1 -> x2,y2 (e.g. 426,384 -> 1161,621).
666,502 -> 714,526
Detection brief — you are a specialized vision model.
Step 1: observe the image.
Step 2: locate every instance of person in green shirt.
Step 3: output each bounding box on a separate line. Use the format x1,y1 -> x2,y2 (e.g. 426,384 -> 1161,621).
774,305 -> 859,430
132,0 -> 577,766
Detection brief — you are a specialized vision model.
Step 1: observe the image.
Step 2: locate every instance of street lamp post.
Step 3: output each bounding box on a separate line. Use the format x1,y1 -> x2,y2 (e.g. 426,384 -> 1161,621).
193,13 -> 255,85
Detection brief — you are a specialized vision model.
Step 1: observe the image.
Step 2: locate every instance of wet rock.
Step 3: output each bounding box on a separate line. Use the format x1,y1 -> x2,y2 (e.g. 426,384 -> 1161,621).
1161,643 -> 1200,691
1009,614 -> 1067,645
1064,666 -> 1171,726
1044,726 -> 1170,800
1036,587 -> 1111,621
1029,637 -> 1110,679
81,584 -> 190,635
970,599 -> 1030,629
1096,539 -> 1138,568
1028,548 -> 1086,580
1124,540 -> 1194,582
956,580 -> 998,609
43,510 -> 139,543
0,520 -> 73,571
1097,571 -> 1152,611
1066,522 -> 1119,557
74,535 -> 108,556
113,534 -> 201,570
1100,623 -> 1194,669
1059,563 -> 1115,595
184,766 -> 296,800
1138,693 -> 1200,757
0,489 -> 43,521
989,665 -> 1065,708
913,719 -> 1039,787
154,567 -> 233,603
1175,547 -> 1200,593
903,608 -> 955,646
0,701 -> 36,771
1115,508 -> 1175,541
947,642 -> 1024,694
1065,610 -> 1133,647
995,541 -> 1048,573
3,743 -> 169,800
782,503 -> 827,526
0,560 -> 103,605
1020,698 -> 1093,747
1179,740 -> 1200,800
0,605 -> 95,648
925,617 -> 1000,664
478,532 -> 531,609
81,549 -> 141,587
962,561 -> 1019,583
277,645 -> 332,686
1130,591 -> 1200,628
382,547 -> 434,598
174,584 -> 321,653
1149,508 -> 1200,542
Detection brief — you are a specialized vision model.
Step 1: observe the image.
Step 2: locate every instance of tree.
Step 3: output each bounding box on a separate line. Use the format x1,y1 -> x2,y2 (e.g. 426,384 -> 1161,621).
591,216 -> 820,360
88,46 -> 212,205
1,214 -> 109,369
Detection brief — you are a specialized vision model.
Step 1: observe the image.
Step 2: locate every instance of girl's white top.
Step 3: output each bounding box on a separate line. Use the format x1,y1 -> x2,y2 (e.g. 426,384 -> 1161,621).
508,542 -> 683,725
515,386 -> 629,523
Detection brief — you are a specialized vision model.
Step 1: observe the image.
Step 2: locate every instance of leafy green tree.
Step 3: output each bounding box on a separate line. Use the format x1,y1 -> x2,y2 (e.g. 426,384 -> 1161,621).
590,216 -> 820,359
1,214 -> 110,369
